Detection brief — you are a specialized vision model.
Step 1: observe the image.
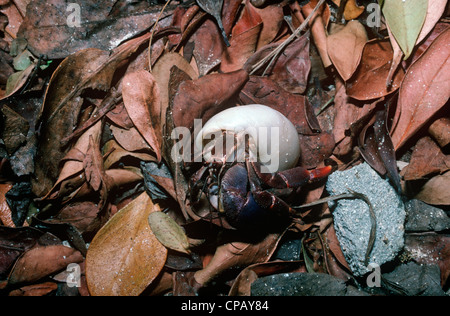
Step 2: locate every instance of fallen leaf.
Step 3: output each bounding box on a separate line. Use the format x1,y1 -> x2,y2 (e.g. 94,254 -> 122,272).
148,212 -> 190,255
8,282 -> 58,296
331,0 -> 365,20
382,0 -> 428,59
405,233 -> 450,285
122,70 -> 163,162
0,184 -> 14,228
401,137 -> 450,181
346,39 -> 405,101
8,244 -> 83,285
86,192 -> 167,296
327,21 -> 368,81
196,0 -> 230,46
390,28 -> 450,151
172,69 -> 249,131
415,0 -> 448,47
17,0 -> 174,59
221,0 -> 262,73
415,171 -> 450,205
429,117 -> 450,148
194,233 -> 282,286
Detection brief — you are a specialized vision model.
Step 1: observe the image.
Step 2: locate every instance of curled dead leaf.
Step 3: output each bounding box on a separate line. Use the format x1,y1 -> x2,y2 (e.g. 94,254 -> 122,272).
86,192 -> 167,296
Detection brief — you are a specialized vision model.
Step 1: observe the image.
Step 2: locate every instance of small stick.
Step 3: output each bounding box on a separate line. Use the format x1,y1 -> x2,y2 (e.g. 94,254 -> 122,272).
294,189 -> 377,267
250,0 -> 326,76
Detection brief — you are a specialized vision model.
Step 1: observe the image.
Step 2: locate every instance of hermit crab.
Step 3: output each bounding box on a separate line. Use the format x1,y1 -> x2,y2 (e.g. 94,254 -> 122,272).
189,104 -> 332,230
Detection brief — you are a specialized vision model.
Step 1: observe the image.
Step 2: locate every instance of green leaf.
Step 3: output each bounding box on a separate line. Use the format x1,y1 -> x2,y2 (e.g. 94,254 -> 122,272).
382,0 -> 428,59
148,211 -> 190,255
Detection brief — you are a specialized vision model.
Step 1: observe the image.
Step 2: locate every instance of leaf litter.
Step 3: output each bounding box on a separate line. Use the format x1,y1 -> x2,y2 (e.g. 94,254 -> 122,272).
0,0 -> 449,297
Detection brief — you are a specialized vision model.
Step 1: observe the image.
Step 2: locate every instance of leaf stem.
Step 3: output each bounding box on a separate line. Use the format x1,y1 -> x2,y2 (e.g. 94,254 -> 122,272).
249,0 -> 326,76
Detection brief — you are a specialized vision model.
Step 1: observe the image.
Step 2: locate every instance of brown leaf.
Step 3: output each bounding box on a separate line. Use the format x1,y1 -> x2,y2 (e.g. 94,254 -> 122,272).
17,0 -> 173,59
8,245 -> 83,285
229,261 -> 305,296
331,0 -> 365,20
346,39 -> 405,101
327,21 -> 368,81
194,233 -> 282,286
0,184 -> 14,228
268,31 -> 311,95
429,117 -> 450,148
415,171 -> 450,205
301,0 -> 332,68
401,137 -> 450,181
253,2 -> 285,49
390,28 -> 450,151
405,233 -> 450,286
172,69 -> 249,131
86,192 -> 167,296
221,0 -> 263,73
8,282 -> 58,296
122,70 -> 163,162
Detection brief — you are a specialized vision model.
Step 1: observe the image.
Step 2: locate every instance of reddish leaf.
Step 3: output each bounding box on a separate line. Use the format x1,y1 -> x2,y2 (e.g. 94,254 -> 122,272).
346,39 -> 405,101
401,137 -> 450,181
122,70 -> 163,162
391,28 -> 450,151
86,192 -> 167,296
172,69 -> 249,131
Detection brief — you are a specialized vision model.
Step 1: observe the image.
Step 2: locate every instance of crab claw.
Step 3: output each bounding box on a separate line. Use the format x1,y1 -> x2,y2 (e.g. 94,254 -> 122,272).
308,165 -> 333,182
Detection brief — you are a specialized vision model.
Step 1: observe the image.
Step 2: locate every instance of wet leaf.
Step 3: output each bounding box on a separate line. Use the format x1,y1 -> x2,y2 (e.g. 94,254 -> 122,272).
148,212 -> 190,255
86,192 -> 167,296
390,28 -> 450,151
122,70 -> 163,162
382,0 -> 427,59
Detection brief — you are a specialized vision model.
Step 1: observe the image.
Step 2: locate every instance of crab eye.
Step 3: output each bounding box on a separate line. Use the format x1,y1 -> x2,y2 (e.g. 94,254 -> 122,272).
195,104 -> 301,173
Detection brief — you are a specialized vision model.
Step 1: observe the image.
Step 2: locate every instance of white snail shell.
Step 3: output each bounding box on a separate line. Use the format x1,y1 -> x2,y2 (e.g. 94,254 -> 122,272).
195,104 -> 300,173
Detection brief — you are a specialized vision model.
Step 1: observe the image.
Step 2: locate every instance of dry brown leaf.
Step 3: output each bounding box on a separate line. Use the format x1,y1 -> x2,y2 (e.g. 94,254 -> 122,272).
346,39 -> 405,101
327,21 -> 368,81
0,184 -> 14,227
194,233 -> 282,286
401,137 -> 450,181
415,171 -> 450,205
331,0 -> 365,20
122,70 -> 163,162
8,245 -> 83,285
86,192 -> 167,296
391,28 -> 450,151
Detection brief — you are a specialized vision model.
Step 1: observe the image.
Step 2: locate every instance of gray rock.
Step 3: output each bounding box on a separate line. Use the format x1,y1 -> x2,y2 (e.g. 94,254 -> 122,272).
251,272 -> 368,296
383,262 -> 445,296
405,199 -> 450,232
326,163 -> 406,276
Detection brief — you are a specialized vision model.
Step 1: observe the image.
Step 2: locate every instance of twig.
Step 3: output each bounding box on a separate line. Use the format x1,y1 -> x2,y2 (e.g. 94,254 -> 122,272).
249,0 -> 325,76
148,0 -> 173,71
294,189 -> 377,267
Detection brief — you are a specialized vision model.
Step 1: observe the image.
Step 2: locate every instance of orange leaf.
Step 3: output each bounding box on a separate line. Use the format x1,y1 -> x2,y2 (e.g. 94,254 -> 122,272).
331,0 -> 365,20
0,184 -> 14,228
122,70 -> 163,162
86,192 -> 167,296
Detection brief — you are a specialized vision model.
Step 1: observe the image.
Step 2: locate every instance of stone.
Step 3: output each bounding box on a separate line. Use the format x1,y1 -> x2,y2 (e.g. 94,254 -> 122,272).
326,163 -> 406,276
